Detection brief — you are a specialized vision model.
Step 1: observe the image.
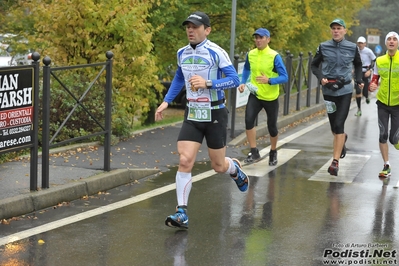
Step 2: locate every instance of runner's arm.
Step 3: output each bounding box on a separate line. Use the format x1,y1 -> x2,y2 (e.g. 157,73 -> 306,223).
369,65 -> 380,91
240,54 -> 251,84
353,48 -> 363,83
269,54 -> 288,85
311,45 -> 324,82
163,67 -> 185,104
212,65 -> 240,90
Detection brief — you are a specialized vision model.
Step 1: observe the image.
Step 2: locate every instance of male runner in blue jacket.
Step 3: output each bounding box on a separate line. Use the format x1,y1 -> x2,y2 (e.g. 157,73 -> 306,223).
156,11 -> 248,229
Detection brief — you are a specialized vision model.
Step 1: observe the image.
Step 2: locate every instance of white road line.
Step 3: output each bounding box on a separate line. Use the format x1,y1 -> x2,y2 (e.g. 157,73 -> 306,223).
0,183 -> 178,246
244,149 -> 301,177
309,154 -> 371,183
0,117 -> 329,246
394,180 -> 399,189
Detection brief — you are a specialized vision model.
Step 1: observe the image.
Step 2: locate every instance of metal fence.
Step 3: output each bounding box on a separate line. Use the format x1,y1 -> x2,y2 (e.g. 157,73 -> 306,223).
0,51 -> 115,191
282,51 -> 321,114
41,52 -> 114,188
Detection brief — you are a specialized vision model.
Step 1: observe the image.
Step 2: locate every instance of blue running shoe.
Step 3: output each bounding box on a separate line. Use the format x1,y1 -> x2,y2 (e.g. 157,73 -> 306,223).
230,158 -> 249,192
165,207 -> 188,229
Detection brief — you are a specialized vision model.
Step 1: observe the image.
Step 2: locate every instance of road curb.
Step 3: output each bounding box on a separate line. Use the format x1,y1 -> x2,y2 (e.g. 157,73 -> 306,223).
0,168 -> 159,220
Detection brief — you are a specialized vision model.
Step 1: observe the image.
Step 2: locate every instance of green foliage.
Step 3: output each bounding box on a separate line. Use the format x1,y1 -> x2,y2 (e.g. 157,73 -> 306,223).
147,0 -> 190,79
0,0 -> 18,33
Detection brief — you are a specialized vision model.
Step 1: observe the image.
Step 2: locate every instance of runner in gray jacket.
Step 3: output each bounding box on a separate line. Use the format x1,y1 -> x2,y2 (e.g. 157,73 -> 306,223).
311,18 -> 363,176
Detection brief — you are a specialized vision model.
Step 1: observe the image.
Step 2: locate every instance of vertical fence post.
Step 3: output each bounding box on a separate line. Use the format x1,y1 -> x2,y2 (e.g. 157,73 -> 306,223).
30,52 -> 40,191
307,52 -> 313,107
314,53 -> 322,104
104,51 -> 113,171
284,51 -> 293,116
42,56 -> 51,188
296,52 -> 303,111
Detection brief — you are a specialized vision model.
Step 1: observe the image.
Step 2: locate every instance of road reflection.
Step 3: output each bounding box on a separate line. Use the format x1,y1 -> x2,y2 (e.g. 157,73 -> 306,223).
164,230 -> 188,266
371,179 -> 396,242
312,182 -> 344,266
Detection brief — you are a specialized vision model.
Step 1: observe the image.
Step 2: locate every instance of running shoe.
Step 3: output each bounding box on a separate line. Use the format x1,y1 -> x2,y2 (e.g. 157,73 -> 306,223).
230,158 -> 249,192
165,207 -> 189,229
378,164 -> 391,178
328,160 -> 339,176
394,142 -> 399,150
269,149 -> 278,166
244,149 -> 261,164
340,134 -> 348,159
366,98 -> 370,104
355,109 -> 362,116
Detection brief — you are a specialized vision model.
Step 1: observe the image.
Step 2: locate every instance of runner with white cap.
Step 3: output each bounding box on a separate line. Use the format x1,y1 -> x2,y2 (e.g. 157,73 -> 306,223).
369,31 -> 399,178
354,36 -> 376,116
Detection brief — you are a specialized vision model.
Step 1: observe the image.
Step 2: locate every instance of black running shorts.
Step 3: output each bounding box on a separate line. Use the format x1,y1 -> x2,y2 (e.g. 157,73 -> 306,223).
177,107 -> 228,149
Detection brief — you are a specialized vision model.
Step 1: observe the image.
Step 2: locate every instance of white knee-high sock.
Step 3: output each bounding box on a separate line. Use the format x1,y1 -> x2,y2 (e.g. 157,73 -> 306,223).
176,171 -> 192,207
225,157 -> 237,175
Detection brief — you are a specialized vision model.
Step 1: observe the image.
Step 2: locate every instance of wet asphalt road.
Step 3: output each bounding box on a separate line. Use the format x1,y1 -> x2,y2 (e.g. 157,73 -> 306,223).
0,98 -> 399,266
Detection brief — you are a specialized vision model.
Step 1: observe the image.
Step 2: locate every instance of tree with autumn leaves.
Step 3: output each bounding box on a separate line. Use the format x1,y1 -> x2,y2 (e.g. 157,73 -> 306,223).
1,0 -> 370,138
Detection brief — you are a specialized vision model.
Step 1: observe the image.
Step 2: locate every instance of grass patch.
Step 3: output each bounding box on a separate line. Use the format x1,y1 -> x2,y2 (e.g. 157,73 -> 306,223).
131,108 -> 184,132
132,115 -> 183,132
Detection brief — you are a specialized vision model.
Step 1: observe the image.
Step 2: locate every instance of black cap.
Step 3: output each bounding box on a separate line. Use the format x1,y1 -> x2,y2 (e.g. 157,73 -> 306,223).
182,11 -> 211,27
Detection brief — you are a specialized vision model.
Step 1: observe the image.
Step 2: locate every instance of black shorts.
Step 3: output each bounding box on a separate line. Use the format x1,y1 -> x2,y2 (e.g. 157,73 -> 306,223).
377,100 -> 399,144
244,94 -> 279,137
177,107 -> 228,149
323,93 -> 352,134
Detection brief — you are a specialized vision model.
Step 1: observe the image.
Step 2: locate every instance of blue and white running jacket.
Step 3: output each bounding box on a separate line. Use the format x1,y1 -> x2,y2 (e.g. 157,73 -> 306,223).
163,39 -> 239,109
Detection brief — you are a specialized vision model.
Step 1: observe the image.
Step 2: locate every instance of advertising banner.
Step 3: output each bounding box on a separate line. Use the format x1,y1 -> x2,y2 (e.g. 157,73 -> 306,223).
0,68 -> 34,151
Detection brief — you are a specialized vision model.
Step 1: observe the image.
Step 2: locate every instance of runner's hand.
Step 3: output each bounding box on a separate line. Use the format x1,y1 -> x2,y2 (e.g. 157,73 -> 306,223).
189,75 -> 206,91
255,72 -> 268,84
369,82 -> 378,92
356,82 -> 364,89
155,102 -> 168,121
369,74 -> 379,92
238,84 -> 245,93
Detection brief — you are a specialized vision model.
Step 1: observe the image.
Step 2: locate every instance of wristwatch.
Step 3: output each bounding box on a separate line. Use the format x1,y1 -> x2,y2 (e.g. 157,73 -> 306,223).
206,80 -> 212,88
268,79 -> 272,85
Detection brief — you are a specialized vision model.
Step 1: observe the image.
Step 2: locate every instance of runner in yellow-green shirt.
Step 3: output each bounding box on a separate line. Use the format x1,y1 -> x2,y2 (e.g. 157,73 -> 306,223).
238,28 -> 288,166
369,31 -> 399,178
